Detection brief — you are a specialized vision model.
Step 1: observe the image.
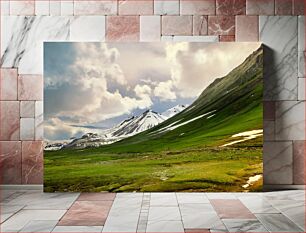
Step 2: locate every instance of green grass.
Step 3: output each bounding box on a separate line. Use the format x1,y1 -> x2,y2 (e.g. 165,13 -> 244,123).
44,144 -> 262,192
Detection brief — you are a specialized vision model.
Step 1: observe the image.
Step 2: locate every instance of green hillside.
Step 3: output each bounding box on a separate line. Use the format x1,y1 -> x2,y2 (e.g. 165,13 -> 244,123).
44,46 -> 263,192
89,45 -> 263,153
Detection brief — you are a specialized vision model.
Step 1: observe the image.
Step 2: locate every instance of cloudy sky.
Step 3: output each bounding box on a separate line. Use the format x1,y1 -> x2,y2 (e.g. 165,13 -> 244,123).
44,42 -> 261,141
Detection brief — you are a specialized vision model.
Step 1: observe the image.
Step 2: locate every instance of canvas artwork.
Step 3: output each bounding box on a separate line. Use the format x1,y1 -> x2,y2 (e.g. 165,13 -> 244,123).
44,42 -> 263,192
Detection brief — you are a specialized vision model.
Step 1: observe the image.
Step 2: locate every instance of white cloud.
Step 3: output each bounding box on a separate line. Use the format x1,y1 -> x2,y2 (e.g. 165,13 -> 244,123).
45,43 -> 153,129
162,42 -> 261,98
154,81 -> 176,101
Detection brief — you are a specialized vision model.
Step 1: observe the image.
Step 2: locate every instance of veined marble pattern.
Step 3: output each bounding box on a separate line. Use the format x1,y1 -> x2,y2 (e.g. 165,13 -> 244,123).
1,16 -> 70,74
298,16 -> 305,78
21,141 -> 44,184
35,101 -> 44,140
259,16 -> 298,100
70,16 -> 106,41
74,1 -> 117,15
154,0 -> 179,15
0,141 -> 22,184
263,141 -> 293,184
275,101 -> 305,140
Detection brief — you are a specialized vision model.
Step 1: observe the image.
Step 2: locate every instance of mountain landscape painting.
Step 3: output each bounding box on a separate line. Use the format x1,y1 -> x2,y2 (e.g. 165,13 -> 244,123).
44,42 -> 263,192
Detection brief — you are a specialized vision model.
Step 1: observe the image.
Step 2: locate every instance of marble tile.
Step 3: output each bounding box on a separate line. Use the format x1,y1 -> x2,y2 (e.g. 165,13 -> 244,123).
102,194 -> 142,232
263,101 -> 275,120
208,16 -> 235,36
115,192 -> 143,199
176,193 -> 210,204
1,0 -> 10,15
150,193 -> 178,206
206,193 -> 237,199
298,78 -> 305,100
0,190 -> 18,201
50,1 -> 61,16
263,120 -> 275,141
162,16 -> 192,36
11,192 -> 80,210
102,207 -> 141,232
210,199 -> 256,219
223,219 -> 268,232
256,213 -> 303,232
77,192 -> 116,201
268,200 -> 305,230
20,101 -> 35,118
18,75 -> 43,100
21,141 -> 43,184
140,16 -> 161,42
0,209 -> 66,232
275,0 -> 293,15
52,226 -> 104,232
236,16 -> 258,41
275,101 -> 305,140
154,0 -> 179,15
293,0 -> 305,15
58,201 -> 112,226
106,16 -> 139,41
246,0 -> 274,15
70,16 -> 106,41
61,1 -> 74,16
173,36 -> 219,42
193,16 -> 208,35
1,204 -> 25,223
1,191 -> 26,203
219,35 -> 235,42
180,204 -> 221,229
10,1 -> 35,15
35,101 -> 43,140
263,141 -> 293,184
148,206 -> 181,221
1,16 -> 70,74
35,1 -> 50,15
0,141 -> 22,184
0,101 -> 20,140
180,0 -> 215,15
293,140 -> 305,184
216,0 -> 246,15
119,0 -> 153,15
238,196 -> 279,213
20,118 -> 35,140
20,220 -> 58,232
260,16 -> 298,100
0,68 -> 18,100
74,1 -> 117,15
146,221 -> 184,233
298,16 -> 305,78
263,190 -> 305,201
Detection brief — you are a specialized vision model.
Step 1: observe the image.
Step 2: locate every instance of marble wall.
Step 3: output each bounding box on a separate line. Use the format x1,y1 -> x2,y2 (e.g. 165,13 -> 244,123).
0,0 -> 305,188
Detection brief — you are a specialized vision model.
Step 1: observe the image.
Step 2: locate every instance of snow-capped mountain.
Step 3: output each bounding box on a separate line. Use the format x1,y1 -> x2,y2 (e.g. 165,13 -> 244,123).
162,105 -> 187,119
110,110 -> 166,137
45,106 -> 186,150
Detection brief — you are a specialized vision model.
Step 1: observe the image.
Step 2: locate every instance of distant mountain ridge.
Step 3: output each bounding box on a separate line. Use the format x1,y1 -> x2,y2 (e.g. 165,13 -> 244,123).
45,105 -> 187,150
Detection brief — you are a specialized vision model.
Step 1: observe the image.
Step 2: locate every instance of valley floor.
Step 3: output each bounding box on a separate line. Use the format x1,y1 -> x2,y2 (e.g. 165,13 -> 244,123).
44,144 -> 262,192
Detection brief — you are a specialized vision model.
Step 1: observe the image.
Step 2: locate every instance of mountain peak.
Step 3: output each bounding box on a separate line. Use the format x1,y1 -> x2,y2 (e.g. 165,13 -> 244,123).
162,105 -> 188,119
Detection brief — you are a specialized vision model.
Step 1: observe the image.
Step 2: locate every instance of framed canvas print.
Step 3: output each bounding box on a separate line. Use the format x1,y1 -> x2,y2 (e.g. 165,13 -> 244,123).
44,42 -> 263,192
